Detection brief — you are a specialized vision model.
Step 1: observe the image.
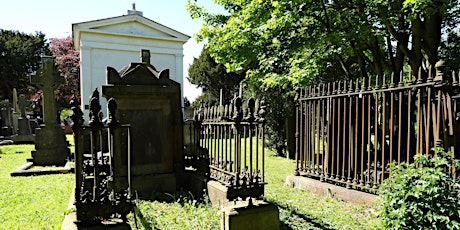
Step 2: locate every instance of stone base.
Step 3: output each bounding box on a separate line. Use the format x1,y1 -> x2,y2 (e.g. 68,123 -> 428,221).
221,201 -> 279,230
11,134 -> 35,144
207,180 -> 232,207
207,180 -> 265,207
130,173 -> 177,199
31,124 -> 69,166
285,175 -> 376,205
10,161 -> 73,177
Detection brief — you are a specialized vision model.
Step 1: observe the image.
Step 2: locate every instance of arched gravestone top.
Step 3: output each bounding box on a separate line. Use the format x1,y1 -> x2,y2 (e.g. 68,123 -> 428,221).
106,62 -> 176,86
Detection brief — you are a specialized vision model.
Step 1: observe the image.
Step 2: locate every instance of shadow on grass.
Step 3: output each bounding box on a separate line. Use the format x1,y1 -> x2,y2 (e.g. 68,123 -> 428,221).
269,201 -> 335,230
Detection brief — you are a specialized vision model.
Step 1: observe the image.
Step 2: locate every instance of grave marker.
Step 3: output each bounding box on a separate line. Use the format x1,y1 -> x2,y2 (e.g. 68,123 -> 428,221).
29,56 -> 69,165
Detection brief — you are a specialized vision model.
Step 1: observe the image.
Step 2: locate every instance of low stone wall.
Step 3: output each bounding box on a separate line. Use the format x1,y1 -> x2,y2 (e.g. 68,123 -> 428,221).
285,175 -> 377,205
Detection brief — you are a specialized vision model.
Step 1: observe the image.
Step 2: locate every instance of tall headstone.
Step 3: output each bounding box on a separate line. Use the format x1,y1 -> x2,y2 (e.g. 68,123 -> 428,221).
30,56 -> 69,165
12,88 -> 19,134
102,49 -> 183,197
11,94 -> 35,143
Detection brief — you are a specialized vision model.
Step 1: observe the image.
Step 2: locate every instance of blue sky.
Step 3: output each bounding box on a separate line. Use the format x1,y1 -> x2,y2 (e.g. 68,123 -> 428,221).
0,0 -> 223,101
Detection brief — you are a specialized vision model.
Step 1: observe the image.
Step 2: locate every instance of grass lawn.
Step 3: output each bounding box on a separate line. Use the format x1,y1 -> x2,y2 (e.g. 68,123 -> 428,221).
0,139 -> 74,230
0,136 -> 381,229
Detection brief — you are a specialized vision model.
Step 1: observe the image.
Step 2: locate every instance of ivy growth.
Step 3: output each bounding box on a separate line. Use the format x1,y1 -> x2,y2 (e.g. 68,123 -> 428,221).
378,147 -> 460,229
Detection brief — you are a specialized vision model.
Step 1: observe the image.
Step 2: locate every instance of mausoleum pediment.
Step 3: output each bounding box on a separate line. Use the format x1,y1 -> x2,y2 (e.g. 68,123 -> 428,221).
91,21 -> 173,39
73,14 -> 190,49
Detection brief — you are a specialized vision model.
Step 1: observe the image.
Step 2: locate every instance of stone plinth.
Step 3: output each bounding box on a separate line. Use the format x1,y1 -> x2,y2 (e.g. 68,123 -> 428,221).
102,50 -> 183,198
221,201 -> 279,230
31,124 -> 69,165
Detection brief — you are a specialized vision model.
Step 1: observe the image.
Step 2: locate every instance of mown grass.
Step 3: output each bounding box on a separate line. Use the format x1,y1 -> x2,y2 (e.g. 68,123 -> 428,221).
0,136 -> 74,230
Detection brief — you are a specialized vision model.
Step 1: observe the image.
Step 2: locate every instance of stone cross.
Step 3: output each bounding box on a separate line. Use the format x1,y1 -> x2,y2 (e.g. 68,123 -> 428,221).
31,56 -> 64,126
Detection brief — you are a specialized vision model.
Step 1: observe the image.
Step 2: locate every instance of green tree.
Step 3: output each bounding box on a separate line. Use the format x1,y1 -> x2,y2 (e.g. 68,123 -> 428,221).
0,30 -> 47,99
188,47 -> 244,105
187,0 -> 459,87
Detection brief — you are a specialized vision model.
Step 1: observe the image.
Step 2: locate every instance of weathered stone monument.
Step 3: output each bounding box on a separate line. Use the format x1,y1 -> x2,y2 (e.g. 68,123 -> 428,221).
29,56 -> 69,165
11,88 -> 19,134
102,49 -> 183,197
11,94 -> 35,143
0,99 -> 14,137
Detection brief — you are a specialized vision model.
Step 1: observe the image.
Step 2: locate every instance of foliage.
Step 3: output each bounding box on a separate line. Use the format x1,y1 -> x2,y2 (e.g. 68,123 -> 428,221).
191,91 -> 218,108
257,87 -> 294,156
0,29 -> 47,100
187,0 -> 459,90
129,194 -> 220,230
0,142 -> 73,229
48,37 -> 80,109
188,47 -> 244,105
377,147 -> 460,229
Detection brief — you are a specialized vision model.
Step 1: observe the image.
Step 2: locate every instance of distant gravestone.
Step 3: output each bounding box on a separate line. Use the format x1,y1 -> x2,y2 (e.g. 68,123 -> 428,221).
1,99 -> 14,137
29,56 -> 69,165
12,88 -> 19,134
102,49 -> 183,197
11,94 -> 35,143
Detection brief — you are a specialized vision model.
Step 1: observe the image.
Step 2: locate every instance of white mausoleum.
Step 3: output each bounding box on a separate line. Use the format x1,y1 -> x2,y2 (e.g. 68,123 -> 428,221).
72,7 -> 189,118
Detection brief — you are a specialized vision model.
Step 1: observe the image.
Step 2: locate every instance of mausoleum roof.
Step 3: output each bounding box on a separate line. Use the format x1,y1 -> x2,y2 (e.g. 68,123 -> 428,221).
72,13 -> 190,50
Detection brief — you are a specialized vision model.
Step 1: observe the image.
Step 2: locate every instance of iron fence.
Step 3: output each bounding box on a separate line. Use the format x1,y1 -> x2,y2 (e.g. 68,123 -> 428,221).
295,61 -> 460,192
71,89 -> 132,225
192,97 -> 267,200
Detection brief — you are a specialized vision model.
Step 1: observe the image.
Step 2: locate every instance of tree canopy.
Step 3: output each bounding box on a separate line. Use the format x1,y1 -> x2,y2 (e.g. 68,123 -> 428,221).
0,30 -> 47,99
49,36 -> 80,107
187,0 -> 459,89
188,47 -> 244,104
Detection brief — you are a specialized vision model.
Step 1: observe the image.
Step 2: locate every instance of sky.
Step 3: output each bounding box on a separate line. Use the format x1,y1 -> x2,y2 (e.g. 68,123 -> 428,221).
0,0 -> 223,102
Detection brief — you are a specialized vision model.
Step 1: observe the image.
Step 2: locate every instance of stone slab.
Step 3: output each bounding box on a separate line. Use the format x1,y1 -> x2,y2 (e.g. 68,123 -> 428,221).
285,175 -> 376,205
10,161 -> 73,177
221,201 -> 279,230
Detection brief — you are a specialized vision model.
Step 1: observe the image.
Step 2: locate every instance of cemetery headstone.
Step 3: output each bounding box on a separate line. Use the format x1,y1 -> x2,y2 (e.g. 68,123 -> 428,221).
29,56 -> 69,165
12,88 -> 19,134
102,49 -> 183,197
11,94 -> 35,143
1,99 -> 14,137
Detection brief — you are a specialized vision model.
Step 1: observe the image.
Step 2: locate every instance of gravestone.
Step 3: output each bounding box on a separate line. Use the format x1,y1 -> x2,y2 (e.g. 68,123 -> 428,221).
12,88 -> 19,134
1,99 -> 14,137
29,56 -> 69,165
11,94 -> 35,143
102,49 -> 183,197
